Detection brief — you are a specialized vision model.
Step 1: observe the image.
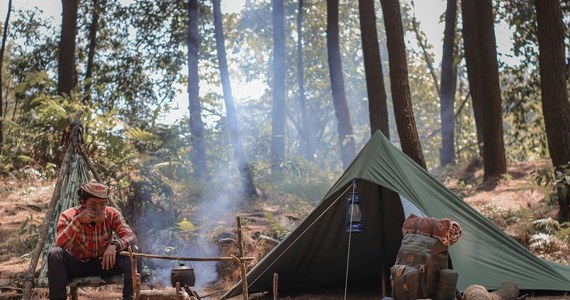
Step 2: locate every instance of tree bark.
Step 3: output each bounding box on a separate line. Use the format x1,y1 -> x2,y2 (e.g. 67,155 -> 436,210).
327,0 -> 356,170
0,0 -> 13,148
58,0 -> 79,96
439,0 -> 458,167
463,0 -> 507,179
534,0 -> 570,169
358,0 -> 389,137
379,0 -> 426,169
296,0 -> 314,161
461,0 -> 485,157
271,0 -> 286,170
187,0 -> 208,180
534,0 -> 570,222
212,0 -> 257,198
84,0 -> 104,103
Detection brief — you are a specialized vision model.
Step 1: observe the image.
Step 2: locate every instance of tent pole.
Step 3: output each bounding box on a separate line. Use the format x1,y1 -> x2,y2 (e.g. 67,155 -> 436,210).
21,111 -> 83,300
77,144 -> 119,209
379,186 -> 386,298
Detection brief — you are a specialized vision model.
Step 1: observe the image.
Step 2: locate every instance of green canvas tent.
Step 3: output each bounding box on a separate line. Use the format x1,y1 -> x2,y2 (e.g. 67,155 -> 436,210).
222,131 -> 570,299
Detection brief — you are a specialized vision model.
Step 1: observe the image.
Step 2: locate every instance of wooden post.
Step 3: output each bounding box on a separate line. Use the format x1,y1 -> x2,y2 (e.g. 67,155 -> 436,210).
236,216 -> 248,300
273,273 -> 278,300
21,111 -> 83,300
128,246 -> 140,300
77,144 -> 119,209
236,216 -> 244,258
175,282 -> 181,300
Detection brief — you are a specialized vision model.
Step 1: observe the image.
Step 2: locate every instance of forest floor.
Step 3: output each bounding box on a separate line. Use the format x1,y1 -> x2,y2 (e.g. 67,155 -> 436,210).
0,160 -> 569,299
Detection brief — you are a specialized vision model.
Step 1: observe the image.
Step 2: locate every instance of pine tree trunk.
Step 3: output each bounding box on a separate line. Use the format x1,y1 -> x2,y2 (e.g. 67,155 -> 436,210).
379,0 -> 426,169
0,0 -> 12,148
534,0 -> 570,223
534,0 -> 570,169
358,0 -> 389,138
58,0 -> 79,96
212,0 -> 257,198
187,0 -> 208,180
327,0 -> 356,170
271,0 -> 286,170
439,0 -> 458,167
463,0 -> 506,179
461,0 -> 485,158
84,0 -> 104,103
296,0 -> 314,161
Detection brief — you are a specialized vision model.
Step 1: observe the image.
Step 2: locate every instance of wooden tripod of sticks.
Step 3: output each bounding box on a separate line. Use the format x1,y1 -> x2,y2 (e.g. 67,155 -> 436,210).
121,216 -> 252,300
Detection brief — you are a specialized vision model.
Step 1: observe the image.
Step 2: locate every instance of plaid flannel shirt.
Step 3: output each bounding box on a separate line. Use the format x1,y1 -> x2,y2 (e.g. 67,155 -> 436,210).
55,205 -> 137,260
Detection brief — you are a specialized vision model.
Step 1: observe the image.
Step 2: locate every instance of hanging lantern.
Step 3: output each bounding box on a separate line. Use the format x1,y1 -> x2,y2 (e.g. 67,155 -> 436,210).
346,191 -> 364,232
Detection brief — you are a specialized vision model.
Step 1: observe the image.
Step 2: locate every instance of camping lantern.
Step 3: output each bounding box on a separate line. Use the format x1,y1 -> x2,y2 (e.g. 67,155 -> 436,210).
346,191 -> 364,232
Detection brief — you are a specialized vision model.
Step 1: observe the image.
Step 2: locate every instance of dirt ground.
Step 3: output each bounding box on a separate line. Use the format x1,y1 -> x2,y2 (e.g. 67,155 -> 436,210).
0,161 -> 569,299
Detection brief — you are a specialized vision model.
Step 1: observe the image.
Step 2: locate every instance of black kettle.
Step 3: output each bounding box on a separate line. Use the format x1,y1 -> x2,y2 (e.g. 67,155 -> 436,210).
170,263 -> 196,287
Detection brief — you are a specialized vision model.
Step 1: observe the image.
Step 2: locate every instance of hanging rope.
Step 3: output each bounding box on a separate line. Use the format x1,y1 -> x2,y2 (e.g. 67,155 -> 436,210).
343,179 -> 357,300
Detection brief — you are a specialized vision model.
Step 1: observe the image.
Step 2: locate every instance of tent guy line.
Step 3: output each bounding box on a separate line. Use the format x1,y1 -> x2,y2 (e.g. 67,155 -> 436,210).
247,183 -> 354,288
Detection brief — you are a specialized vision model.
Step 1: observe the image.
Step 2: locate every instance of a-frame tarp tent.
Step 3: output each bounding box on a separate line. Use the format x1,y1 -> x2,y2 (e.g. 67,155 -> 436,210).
223,131 -> 570,298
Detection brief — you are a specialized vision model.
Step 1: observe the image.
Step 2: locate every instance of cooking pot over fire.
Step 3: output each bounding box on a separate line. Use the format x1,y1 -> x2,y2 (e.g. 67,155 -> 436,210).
171,263 -> 196,287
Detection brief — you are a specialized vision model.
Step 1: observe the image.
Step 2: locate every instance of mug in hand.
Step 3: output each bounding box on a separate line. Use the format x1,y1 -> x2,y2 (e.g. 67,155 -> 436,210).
92,210 -> 106,224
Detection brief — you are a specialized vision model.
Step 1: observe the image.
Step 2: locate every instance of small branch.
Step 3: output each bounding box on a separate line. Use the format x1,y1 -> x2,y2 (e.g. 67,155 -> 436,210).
411,0 -> 440,96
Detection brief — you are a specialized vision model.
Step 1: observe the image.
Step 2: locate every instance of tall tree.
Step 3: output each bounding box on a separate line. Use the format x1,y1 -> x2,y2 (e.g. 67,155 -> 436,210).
296,0 -> 314,161
358,0 -> 389,137
379,0 -> 426,169
83,0 -> 105,103
271,0 -> 286,170
58,0 -> 80,96
534,0 -> 570,222
187,0 -> 208,180
439,0 -> 458,166
462,0 -> 507,179
461,0 -> 485,157
212,0 -> 257,197
0,0 -> 13,148
327,0 -> 356,169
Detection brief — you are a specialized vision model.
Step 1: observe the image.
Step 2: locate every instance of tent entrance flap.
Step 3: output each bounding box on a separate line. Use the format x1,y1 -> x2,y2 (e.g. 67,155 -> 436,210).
348,180 -> 406,296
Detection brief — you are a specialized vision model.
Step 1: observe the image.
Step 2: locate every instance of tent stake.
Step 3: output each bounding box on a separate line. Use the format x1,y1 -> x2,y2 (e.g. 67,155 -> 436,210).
21,111 -> 83,300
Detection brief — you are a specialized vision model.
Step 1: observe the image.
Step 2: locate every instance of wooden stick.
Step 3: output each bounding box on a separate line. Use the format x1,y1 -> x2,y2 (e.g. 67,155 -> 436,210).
236,217 -> 248,300
128,246 -> 140,300
237,216 -> 244,258
231,256 -> 249,300
119,251 -> 254,262
273,273 -> 278,300
21,111 -> 83,300
77,144 -> 120,209
175,282 -> 181,300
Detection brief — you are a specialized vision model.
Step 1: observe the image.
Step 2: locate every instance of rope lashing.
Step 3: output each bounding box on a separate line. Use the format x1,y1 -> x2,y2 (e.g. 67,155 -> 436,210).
69,121 -> 84,147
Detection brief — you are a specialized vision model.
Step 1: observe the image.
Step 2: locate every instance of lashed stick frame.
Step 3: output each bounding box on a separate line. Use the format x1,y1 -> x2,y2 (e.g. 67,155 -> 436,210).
121,216 -> 253,300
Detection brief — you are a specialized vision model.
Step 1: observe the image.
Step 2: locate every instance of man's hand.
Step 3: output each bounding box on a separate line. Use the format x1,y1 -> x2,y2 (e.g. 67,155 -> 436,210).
76,208 -> 96,224
101,244 -> 117,270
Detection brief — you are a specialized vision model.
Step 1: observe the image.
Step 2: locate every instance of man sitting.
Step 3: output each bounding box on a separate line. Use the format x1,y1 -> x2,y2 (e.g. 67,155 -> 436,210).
48,182 -> 137,300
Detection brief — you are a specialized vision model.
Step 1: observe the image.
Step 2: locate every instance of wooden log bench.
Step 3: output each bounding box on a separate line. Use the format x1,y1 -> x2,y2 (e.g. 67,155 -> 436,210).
67,275 -> 124,300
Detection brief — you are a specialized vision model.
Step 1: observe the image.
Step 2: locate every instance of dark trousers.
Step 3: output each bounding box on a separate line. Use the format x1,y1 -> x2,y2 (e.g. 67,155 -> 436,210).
48,247 -> 134,300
